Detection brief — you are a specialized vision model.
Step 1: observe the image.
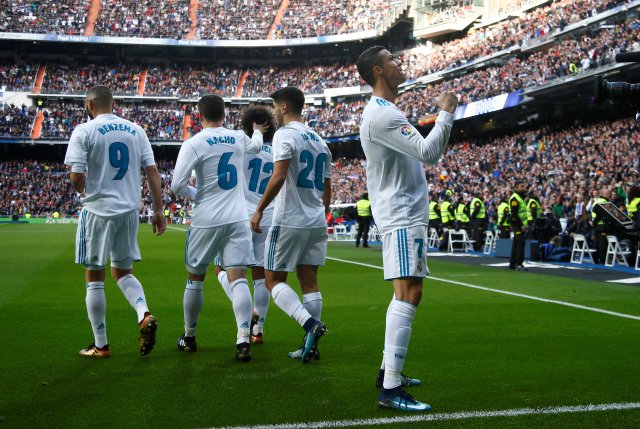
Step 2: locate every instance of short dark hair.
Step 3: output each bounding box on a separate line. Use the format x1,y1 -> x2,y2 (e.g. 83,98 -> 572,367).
240,104 -> 276,142
197,94 -> 225,122
270,87 -> 305,115
356,45 -> 386,87
86,85 -> 113,109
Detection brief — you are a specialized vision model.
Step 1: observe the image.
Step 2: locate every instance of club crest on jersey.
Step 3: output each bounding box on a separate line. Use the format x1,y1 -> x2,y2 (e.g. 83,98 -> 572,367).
400,125 -> 416,139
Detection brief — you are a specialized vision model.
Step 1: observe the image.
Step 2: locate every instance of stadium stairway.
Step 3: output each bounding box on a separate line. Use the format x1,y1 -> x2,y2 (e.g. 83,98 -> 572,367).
185,0 -> 199,40
235,71 -> 248,97
137,69 -> 147,96
31,112 -> 44,140
267,0 -> 290,39
84,0 -> 101,36
182,113 -> 192,141
33,65 -> 46,94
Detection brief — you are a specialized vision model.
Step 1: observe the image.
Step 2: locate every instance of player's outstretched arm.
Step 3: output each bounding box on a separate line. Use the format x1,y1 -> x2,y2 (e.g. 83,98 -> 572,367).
251,159 -> 289,233
145,165 -> 166,236
244,122 -> 267,154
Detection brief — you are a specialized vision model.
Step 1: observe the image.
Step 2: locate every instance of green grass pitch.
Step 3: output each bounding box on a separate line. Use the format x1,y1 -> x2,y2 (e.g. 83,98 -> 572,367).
1,224 -> 639,428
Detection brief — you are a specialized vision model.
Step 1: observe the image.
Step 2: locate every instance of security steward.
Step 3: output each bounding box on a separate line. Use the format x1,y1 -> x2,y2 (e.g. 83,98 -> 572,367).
626,185 -> 640,264
591,194 -> 609,264
509,181 -> 529,271
526,193 -> 541,239
497,196 -> 511,238
468,192 -> 487,251
454,196 -> 470,232
428,192 -> 441,236
355,192 -> 372,248
439,190 -> 455,250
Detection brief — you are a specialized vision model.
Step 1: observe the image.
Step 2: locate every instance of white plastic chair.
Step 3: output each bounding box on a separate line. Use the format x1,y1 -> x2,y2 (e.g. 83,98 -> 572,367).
448,229 -> 474,253
483,230 -> 494,255
570,234 -> 596,264
604,235 -> 631,267
427,227 -> 440,248
333,224 -> 348,240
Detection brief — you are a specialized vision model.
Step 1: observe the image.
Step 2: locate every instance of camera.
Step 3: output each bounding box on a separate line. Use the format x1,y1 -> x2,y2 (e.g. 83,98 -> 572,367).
593,76 -> 640,104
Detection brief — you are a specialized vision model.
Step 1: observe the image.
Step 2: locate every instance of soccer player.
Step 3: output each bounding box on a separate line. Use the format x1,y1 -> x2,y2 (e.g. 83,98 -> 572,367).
64,85 -> 166,358
250,87 -> 331,363
356,46 -> 458,411
215,105 -> 277,344
171,95 -> 266,361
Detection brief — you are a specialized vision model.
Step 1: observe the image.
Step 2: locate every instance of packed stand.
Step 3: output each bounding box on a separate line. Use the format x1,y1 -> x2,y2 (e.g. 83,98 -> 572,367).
0,0 -> 88,35
0,161 -> 78,216
397,17 -> 639,121
275,0 -> 394,39
41,62 -> 140,95
0,104 -> 37,138
145,64 -> 241,98
0,60 -> 37,92
401,0 -> 625,80
195,0 -> 278,40
96,0 -> 191,39
41,102 -> 87,138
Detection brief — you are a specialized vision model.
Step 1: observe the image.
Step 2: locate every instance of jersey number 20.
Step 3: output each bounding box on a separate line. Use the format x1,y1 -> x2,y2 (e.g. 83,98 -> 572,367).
297,150 -> 327,191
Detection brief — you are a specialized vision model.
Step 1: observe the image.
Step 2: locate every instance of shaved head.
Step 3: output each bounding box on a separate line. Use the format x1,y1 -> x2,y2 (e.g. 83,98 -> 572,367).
86,85 -> 113,109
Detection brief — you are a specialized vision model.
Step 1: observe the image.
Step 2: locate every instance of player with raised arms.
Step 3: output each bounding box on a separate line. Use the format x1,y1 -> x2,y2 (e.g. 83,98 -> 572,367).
356,46 -> 458,411
171,95 -> 267,361
65,85 -> 166,358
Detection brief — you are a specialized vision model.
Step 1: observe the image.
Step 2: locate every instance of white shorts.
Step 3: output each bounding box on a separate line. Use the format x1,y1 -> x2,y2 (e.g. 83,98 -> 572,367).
75,208 -> 140,269
382,226 -> 430,280
252,228 -> 268,268
264,226 -> 327,272
186,221 -> 255,275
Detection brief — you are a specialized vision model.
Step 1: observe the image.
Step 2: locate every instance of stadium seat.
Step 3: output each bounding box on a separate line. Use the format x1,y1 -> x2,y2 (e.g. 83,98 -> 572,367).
570,234 -> 596,264
604,236 -> 631,268
447,229 -> 474,253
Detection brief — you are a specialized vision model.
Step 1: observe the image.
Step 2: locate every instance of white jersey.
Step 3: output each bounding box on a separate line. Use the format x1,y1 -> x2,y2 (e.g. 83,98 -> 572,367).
64,113 -> 155,217
272,121 -> 332,228
171,127 -> 262,228
359,96 -> 453,234
244,144 -> 274,228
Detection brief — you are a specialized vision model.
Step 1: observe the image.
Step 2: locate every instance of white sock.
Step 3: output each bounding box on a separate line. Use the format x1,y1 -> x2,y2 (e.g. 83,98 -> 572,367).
303,291 -> 323,320
230,278 -> 252,344
217,270 -> 232,301
116,274 -> 150,323
183,280 -> 203,337
271,282 -> 312,328
86,282 -> 107,348
253,279 -> 269,335
383,299 -> 416,390
381,294 -> 396,371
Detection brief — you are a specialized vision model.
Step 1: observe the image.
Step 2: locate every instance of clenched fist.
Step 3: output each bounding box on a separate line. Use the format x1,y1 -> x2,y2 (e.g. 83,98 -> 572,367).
436,92 -> 459,114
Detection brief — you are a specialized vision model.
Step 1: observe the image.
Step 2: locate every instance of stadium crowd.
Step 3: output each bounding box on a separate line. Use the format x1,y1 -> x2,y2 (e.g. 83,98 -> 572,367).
0,104 -> 37,138
0,61 -> 37,92
96,0 -> 191,39
144,64 -> 241,98
195,0 -> 279,40
0,0 -> 88,35
40,101 -> 185,140
41,62 -> 140,95
401,0 -> 626,79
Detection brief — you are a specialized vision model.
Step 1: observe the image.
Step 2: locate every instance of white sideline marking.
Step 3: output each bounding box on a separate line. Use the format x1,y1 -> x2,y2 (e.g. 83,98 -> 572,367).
607,277 -> 640,284
203,402 -> 640,429
327,257 -> 640,321
167,225 -> 189,232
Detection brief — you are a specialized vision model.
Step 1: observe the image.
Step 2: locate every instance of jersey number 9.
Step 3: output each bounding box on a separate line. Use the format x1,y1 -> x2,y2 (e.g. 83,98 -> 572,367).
109,142 -> 129,180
